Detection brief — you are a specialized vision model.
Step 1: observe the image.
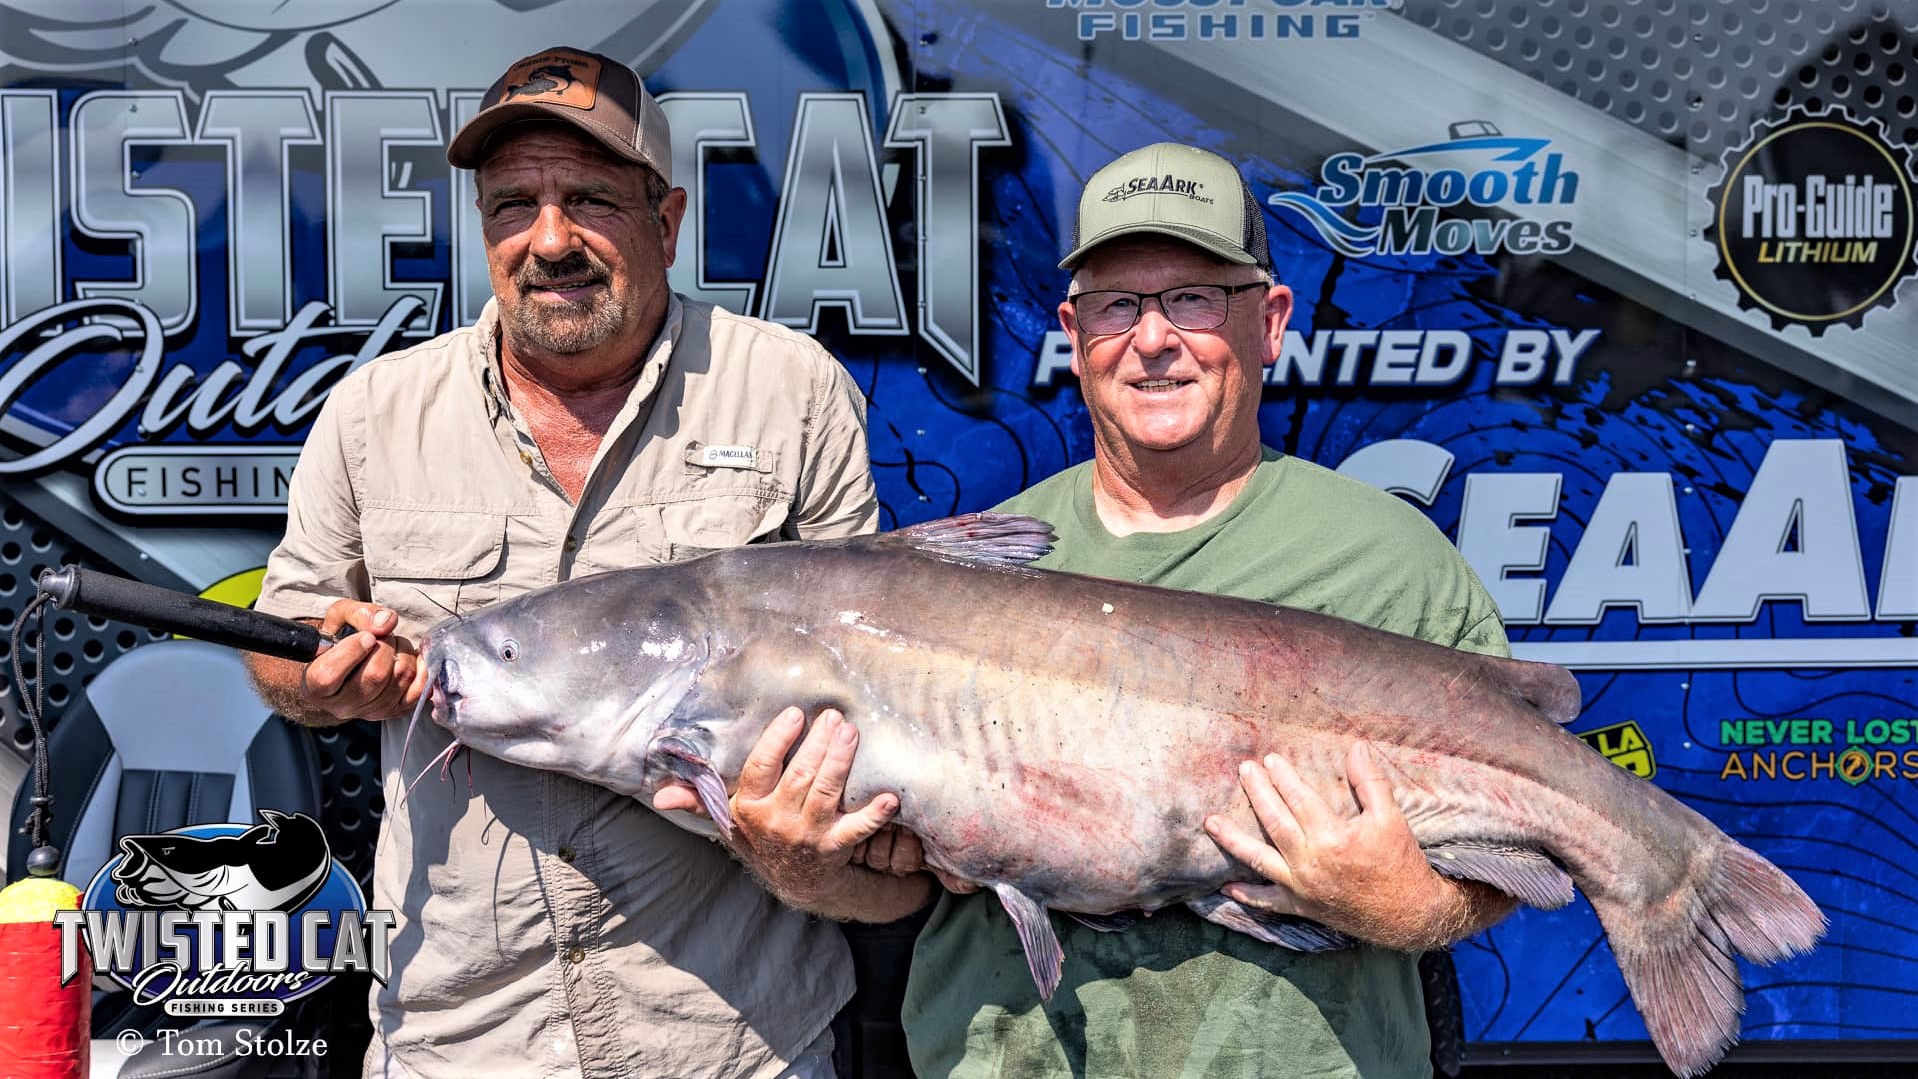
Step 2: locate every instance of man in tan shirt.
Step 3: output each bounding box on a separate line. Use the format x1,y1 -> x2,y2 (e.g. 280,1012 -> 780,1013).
246,46 -> 919,1078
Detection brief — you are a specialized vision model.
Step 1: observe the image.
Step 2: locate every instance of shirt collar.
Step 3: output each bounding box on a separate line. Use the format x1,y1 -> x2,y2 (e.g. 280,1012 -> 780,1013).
474,292 -> 685,422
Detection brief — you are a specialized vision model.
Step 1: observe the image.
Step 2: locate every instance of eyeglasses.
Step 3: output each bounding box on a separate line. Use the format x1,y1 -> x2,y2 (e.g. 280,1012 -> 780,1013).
1068,282 -> 1268,336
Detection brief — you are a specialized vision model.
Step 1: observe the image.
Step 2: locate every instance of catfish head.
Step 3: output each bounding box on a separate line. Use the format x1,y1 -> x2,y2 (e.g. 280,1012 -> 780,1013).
417,579 -> 712,801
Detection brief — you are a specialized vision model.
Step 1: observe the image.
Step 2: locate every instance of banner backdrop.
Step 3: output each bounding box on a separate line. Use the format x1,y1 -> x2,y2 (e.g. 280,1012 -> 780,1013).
2,0 -> 1915,1061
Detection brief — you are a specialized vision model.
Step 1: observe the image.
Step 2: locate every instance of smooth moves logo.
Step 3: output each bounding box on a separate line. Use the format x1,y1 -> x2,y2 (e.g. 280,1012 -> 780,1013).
53,811 -> 392,1017
1103,173 -> 1211,204
1708,105 -> 1917,333
1269,121 -> 1578,258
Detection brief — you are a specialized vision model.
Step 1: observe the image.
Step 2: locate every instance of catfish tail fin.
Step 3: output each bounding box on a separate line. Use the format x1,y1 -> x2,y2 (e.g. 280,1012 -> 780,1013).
1592,841 -> 1825,1078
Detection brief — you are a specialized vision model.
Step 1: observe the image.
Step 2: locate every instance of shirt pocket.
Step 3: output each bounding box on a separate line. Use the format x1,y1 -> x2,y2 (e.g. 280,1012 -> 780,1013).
362,507 -> 507,620
657,494 -> 791,562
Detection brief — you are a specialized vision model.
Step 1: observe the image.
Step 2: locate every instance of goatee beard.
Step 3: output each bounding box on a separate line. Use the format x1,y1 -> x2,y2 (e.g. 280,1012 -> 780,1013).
504,252 -> 626,354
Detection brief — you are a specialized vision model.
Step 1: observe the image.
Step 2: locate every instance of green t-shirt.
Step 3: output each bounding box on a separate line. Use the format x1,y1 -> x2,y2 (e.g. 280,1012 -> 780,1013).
901,449 -> 1509,1079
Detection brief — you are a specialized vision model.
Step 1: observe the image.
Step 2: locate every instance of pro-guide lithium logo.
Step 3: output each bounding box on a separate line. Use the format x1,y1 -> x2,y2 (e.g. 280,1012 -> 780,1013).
53,811 -> 392,1017
1269,121 -> 1578,258
1708,105 -> 1917,333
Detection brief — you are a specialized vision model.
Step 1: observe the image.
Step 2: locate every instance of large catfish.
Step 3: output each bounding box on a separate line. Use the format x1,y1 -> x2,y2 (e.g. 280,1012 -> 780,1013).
415,513 -> 1823,1077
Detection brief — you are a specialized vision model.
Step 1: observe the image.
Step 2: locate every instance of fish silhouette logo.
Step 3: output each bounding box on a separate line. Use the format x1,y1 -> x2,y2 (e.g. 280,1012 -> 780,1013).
73,810 -> 389,1010
111,809 -> 332,914
500,51 -> 601,110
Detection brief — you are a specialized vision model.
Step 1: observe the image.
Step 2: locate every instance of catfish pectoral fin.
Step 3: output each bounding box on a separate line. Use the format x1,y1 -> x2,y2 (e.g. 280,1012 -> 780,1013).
1424,841 -> 1576,910
689,768 -> 733,838
1186,892 -> 1350,951
651,737 -> 736,838
1064,910 -> 1139,933
993,883 -> 1063,1000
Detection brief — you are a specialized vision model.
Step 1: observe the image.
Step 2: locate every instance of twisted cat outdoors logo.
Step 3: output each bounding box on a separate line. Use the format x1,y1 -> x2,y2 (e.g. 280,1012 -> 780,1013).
53,811 -> 392,1018
1707,105 -> 1917,333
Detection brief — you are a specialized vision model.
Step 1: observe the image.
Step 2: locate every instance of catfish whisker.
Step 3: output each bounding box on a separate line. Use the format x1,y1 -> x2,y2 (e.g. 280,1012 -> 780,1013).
399,660 -> 438,775
401,740 -> 461,808
411,586 -> 458,620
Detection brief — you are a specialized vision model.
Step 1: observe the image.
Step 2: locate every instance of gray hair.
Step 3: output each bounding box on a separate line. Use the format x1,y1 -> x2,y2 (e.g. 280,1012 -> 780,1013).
643,168 -> 670,225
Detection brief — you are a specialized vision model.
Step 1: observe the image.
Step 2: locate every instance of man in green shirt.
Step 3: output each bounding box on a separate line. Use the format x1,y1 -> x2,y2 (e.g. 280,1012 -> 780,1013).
681,141 -> 1521,1078
893,142 -> 1517,1078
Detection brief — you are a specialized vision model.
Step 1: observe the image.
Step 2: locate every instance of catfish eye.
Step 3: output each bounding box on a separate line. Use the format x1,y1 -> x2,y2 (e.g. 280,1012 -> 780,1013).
499,639 -> 519,662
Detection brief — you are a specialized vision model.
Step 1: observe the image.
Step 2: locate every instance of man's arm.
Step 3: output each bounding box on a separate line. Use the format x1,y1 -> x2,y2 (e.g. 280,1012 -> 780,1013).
1204,741 -> 1518,952
245,376 -> 425,727
790,351 -> 880,540
655,707 -> 934,923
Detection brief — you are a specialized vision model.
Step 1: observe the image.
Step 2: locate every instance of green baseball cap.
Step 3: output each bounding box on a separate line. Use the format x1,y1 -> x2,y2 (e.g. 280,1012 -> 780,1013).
1060,142 -> 1272,274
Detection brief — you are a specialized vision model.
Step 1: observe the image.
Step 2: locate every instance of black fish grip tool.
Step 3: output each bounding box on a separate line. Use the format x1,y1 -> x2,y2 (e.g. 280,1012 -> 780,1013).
13,566 -> 344,879
34,565 -> 332,662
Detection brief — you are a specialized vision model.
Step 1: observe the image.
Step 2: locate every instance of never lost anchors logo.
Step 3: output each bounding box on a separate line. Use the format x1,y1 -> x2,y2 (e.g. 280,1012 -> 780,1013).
53,810 -> 392,1017
1270,121 -> 1578,258
1708,105 -> 1917,333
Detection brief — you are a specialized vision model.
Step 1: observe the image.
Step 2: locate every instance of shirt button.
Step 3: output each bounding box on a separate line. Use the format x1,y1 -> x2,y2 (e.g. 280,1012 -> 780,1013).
518,450 -> 533,466
563,535 -> 579,553
567,946 -> 586,964
557,845 -> 576,863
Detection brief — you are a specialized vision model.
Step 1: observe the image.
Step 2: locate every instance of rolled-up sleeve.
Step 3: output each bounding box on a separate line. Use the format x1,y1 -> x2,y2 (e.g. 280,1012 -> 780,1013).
256,377 -> 368,620
791,346 -> 879,541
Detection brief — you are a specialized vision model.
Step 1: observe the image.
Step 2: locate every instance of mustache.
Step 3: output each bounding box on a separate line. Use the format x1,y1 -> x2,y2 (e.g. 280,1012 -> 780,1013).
515,251 -> 609,289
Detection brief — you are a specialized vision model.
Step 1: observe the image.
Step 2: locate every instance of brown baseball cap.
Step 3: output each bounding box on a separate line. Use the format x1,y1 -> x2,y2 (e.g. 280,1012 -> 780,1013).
447,46 -> 672,182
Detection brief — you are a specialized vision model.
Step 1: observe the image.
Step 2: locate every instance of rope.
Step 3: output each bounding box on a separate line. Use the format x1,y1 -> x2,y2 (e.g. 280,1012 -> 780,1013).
10,590 -> 52,857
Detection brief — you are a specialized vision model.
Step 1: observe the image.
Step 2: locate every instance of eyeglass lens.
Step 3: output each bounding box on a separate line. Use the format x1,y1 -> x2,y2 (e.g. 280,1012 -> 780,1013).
1075,286 -> 1235,335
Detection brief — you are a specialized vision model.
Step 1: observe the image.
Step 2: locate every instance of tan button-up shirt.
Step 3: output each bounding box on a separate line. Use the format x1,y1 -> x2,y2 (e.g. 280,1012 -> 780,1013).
257,295 -> 875,1078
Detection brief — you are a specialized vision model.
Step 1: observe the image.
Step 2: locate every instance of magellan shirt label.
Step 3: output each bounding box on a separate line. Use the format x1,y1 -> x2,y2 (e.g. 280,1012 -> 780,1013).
697,444 -> 759,468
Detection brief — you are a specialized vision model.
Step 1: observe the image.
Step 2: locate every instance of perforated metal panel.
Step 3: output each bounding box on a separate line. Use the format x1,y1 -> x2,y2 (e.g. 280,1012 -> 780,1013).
1399,0 -> 1918,159
312,721 -> 383,884
0,492 -> 169,760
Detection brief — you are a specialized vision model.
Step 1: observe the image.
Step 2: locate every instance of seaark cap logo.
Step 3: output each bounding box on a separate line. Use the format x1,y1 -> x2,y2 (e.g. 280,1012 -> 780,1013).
1708,104 -> 1918,333
54,811 -> 393,1018
1104,173 -> 1212,204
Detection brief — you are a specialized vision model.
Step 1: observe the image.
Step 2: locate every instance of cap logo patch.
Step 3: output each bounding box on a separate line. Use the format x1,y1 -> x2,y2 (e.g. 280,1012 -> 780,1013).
502,52 -> 601,110
1103,173 -> 1213,204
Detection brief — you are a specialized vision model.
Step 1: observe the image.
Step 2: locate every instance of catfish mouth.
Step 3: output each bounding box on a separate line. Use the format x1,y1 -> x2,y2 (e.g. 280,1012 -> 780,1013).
648,732 -> 736,837
399,653 -> 470,806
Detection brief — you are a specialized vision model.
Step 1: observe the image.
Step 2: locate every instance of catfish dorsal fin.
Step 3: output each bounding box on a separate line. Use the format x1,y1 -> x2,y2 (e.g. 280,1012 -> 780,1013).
880,512 -> 1056,567
1482,654 -> 1583,725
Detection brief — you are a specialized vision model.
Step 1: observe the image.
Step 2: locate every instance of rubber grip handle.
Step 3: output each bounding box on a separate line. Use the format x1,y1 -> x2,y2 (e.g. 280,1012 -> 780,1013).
34,566 -> 327,662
